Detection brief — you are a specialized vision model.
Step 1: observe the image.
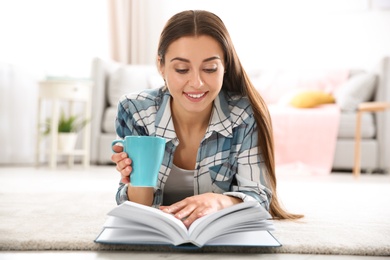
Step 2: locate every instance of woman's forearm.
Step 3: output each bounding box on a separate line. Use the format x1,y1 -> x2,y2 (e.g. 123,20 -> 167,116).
127,185 -> 154,206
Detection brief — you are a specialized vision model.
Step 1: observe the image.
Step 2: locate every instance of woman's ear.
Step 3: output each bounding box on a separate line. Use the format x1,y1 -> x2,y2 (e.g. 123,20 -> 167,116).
157,56 -> 164,77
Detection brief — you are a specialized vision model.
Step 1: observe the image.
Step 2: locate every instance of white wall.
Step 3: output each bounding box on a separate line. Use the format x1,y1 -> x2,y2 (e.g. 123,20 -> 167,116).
1,0 -> 389,78
143,0 -> 390,70
0,0 -> 110,78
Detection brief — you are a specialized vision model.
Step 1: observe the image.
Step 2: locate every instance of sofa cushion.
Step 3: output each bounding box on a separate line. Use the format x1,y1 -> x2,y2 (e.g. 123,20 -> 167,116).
334,73 -> 377,112
251,69 -> 349,104
337,112 -> 375,139
107,65 -> 161,106
289,90 -> 335,108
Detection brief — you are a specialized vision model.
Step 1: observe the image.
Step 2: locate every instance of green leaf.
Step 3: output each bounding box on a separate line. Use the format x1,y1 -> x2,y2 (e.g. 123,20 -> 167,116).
42,109 -> 89,135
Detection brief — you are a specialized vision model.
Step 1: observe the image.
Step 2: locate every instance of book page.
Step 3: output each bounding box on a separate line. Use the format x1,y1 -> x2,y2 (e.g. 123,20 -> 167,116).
103,216 -> 170,238
188,201 -> 273,246
108,201 -> 189,243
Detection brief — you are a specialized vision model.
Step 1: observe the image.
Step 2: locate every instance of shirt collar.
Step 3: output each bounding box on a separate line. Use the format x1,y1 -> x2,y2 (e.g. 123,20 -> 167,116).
154,90 -> 234,143
155,91 -> 178,143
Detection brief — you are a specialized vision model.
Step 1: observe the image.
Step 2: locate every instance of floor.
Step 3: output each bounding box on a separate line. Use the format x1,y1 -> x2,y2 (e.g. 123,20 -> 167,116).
0,165 -> 389,260
1,251 -> 389,260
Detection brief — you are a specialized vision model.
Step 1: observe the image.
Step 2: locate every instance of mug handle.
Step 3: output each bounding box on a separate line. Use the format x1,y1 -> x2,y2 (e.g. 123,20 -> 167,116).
111,140 -> 124,153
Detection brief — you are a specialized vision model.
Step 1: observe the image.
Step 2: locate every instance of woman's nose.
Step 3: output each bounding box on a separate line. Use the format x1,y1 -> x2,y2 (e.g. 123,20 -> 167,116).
189,72 -> 204,89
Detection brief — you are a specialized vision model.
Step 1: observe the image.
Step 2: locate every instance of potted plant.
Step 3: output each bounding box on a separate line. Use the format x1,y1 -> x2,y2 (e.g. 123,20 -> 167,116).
44,110 -> 89,152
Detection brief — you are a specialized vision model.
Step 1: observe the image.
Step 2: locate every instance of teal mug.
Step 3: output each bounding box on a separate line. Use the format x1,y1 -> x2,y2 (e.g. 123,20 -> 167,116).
112,136 -> 165,187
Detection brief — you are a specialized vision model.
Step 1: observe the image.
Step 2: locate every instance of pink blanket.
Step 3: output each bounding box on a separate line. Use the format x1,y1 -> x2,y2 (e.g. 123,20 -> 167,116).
269,104 -> 340,175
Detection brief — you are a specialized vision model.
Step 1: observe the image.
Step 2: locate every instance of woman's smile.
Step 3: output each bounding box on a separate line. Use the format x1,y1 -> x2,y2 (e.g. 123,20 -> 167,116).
184,91 -> 208,102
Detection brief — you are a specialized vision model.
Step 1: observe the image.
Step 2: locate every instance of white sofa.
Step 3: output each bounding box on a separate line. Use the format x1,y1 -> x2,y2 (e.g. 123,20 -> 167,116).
333,58 -> 390,172
90,57 -> 390,173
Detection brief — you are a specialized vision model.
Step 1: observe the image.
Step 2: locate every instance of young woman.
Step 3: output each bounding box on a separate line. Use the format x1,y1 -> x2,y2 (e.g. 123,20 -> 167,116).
112,10 -> 302,228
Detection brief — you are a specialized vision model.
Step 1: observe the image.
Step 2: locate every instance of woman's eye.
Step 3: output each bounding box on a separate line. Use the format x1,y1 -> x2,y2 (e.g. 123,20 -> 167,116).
175,69 -> 189,74
204,68 -> 217,73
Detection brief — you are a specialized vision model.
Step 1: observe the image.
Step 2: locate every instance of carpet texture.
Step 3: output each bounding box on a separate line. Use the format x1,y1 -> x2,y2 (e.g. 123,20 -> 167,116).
0,166 -> 389,255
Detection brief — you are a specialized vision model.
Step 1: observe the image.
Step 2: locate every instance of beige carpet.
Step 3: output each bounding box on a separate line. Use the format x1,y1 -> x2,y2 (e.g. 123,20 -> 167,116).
0,166 -> 389,255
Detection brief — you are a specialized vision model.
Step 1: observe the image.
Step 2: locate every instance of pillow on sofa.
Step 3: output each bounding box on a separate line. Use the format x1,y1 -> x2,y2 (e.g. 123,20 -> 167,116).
252,69 -> 349,104
288,90 -> 335,108
107,65 -> 158,106
334,72 -> 377,112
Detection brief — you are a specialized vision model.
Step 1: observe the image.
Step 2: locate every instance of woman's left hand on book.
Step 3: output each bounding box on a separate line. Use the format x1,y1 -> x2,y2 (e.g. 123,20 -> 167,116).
160,193 -> 242,228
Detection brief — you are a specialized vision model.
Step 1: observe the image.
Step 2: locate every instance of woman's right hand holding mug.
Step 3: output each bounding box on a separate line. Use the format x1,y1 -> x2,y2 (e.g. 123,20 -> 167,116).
111,145 -> 132,184
112,144 -> 154,206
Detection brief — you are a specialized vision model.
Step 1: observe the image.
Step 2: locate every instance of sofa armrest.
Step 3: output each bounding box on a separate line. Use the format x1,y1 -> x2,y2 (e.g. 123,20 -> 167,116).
358,102 -> 390,112
90,57 -> 122,164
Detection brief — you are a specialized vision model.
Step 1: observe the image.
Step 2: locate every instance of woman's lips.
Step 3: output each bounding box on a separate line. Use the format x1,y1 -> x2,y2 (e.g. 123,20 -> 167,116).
184,92 -> 208,102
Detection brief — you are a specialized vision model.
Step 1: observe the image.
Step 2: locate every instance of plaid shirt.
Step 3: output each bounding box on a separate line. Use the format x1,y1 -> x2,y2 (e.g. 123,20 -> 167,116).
115,87 -> 272,210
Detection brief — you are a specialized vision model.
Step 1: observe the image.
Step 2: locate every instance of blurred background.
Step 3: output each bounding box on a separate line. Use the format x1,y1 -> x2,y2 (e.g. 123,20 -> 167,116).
1,0 -> 389,165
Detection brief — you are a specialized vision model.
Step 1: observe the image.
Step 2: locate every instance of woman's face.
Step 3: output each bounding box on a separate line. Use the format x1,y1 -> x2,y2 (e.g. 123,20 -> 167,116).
159,35 -> 225,117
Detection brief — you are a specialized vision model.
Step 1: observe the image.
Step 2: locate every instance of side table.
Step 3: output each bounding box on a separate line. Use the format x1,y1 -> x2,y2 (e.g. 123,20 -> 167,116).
36,79 -> 93,169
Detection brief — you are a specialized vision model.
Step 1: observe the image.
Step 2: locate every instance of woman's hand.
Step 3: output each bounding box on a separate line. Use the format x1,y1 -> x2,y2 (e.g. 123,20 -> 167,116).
159,193 -> 242,228
111,145 -> 132,184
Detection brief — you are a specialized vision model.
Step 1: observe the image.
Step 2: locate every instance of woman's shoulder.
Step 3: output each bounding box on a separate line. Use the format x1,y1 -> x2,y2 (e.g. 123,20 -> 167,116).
121,87 -> 164,102
118,87 -> 166,109
223,91 -> 253,114
219,91 -> 255,126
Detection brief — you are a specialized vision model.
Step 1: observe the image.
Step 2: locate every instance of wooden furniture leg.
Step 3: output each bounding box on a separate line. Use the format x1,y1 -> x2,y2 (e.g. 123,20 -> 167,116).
353,102 -> 390,178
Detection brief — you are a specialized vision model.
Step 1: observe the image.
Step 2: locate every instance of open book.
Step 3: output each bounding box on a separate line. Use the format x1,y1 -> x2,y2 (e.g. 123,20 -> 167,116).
95,200 -> 281,248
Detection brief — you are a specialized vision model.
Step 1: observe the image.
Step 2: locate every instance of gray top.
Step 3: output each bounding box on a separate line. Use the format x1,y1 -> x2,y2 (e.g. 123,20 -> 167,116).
163,164 -> 194,206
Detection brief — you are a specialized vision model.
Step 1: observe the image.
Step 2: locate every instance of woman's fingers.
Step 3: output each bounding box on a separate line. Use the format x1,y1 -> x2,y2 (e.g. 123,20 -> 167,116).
159,193 -> 241,228
121,176 -> 129,184
111,148 -> 132,183
182,208 -> 208,228
163,202 -> 207,228
111,151 -> 126,163
112,145 -> 123,153
160,198 -> 202,225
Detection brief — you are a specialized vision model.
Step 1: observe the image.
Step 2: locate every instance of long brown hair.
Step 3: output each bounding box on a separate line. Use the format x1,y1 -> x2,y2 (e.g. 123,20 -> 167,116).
157,10 -> 302,220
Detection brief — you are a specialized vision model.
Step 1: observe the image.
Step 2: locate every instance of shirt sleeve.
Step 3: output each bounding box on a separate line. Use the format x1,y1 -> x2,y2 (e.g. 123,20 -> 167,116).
116,183 -> 129,205
223,191 -> 259,203
232,115 -> 272,210
115,97 -> 136,138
